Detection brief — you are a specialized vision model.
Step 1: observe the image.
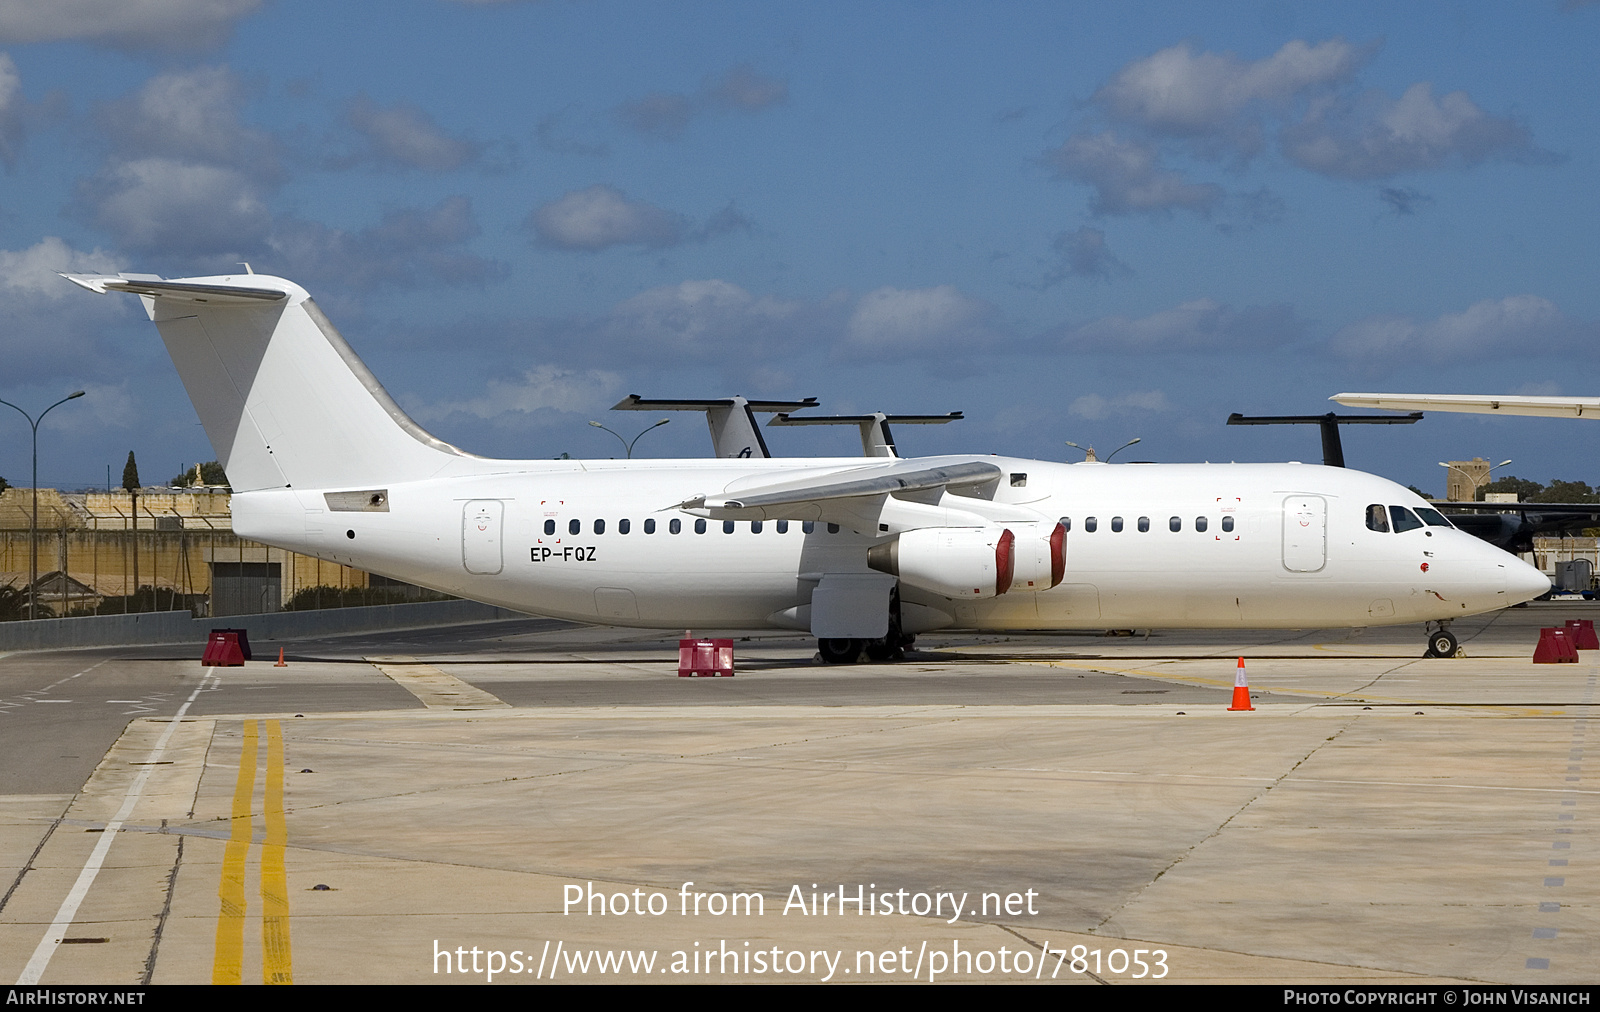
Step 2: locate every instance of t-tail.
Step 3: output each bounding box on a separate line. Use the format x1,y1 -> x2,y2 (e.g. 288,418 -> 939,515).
62,273 -> 473,492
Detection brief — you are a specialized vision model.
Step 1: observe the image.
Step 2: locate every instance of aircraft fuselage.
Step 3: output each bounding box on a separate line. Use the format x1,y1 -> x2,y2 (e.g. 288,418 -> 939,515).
234,456 -> 1543,632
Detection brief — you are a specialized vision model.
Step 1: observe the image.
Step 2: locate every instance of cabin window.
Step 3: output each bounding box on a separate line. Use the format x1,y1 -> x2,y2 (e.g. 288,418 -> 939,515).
803,521 -> 815,534
569,519 -> 581,535
618,519 -> 630,535
1085,516 -> 1097,533
593,519 -> 605,535
1111,516 -> 1124,532
644,519 -> 656,534
1137,516 -> 1150,533
1169,516 -> 1181,532
1366,504 -> 1390,532
1010,473 -> 1027,487
1415,507 -> 1454,529
827,523 -> 840,534
544,519 -> 555,535
751,521 -> 763,533
776,520 -> 789,533
695,519 -> 707,534
1221,516 -> 1235,533
722,520 -> 735,534
1389,506 -> 1424,533
1059,517 -> 1071,532
669,518 -> 681,534
1195,516 -> 1207,532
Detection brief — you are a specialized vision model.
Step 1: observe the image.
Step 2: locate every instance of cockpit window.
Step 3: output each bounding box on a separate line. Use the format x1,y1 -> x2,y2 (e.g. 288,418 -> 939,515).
1365,504 -> 1389,533
1420,506 -> 1459,528
1414,507 -> 1454,529
1389,505 -> 1424,533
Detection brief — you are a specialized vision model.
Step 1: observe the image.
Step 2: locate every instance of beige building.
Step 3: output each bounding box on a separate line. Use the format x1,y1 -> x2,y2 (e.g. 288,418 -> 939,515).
1442,457 -> 1495,502
0,487 -> 377,616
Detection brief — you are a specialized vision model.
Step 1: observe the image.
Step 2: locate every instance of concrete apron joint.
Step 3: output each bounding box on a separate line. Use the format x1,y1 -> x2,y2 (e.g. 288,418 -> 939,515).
366,655 -> 511,709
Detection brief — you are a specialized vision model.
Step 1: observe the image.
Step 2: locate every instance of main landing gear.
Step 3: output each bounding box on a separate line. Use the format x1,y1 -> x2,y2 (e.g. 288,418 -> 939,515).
1424,621 -> 1462,658
817,586 -> 915,664
817,632 -> 917,664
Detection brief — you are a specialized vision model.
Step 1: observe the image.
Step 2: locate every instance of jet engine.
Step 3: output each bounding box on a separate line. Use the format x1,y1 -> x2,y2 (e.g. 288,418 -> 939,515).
866,521 -> 1065,599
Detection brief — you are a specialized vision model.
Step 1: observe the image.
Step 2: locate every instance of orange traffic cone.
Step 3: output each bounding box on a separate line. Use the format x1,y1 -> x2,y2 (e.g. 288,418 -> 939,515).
1228,656 -> 1254,711
274,647 -> 287,668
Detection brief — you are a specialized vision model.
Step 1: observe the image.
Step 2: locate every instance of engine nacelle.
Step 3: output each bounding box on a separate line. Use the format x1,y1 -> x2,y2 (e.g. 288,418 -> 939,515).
867,522 -> 1065,599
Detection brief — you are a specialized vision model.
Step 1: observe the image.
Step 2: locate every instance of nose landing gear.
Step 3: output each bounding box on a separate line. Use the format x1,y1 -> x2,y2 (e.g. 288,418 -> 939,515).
1424,621 -> 1462,658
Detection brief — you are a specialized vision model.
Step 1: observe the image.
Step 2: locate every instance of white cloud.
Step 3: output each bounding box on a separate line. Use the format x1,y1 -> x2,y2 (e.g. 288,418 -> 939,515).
1068,390 -> 1172,420
88,158 -> 271,254
528,184 -> 685,251
340,95 -> 482,172
1056,297 -> 1299,352
1095,39 -> 1363,142
604,279 -> 804,355
0,0 -> 263,50
1284,82 -> 1539,179
1330,296 -> 1584,363
419,365 -> 622,422
0,51 -> 21,165
844,285 -> 998,355
616,63 -> 788,139
1045,131 -> 1223,216
267,196 -> 504,290
0,237 -> 121,296
98,66 -> 278,177
0,238 -> 138,388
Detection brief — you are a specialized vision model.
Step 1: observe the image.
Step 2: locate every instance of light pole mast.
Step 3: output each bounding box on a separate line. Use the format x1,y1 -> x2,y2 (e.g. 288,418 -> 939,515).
0,391 -> 86,619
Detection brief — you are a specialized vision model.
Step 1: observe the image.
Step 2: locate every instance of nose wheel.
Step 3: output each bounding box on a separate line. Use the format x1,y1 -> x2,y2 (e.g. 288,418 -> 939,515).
1424,623 -> 1461,658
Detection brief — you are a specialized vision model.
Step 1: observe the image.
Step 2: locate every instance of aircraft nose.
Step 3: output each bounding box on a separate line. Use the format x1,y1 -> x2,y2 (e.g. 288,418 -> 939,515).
1506,558 -> 1551,604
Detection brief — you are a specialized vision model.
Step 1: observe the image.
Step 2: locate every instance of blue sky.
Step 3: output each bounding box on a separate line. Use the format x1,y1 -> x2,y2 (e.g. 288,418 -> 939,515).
1,0 -> 1597,494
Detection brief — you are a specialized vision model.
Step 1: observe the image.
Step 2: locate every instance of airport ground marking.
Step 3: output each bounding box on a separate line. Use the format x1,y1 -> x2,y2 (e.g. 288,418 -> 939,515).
213,720 -> 257,985
16,671 -> 216,986
262,720 -> 293,984
212,718 -> 296,984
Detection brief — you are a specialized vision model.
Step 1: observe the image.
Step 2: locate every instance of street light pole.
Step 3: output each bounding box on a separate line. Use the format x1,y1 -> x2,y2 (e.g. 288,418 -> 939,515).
0,391 -> 86,619
588,418 -> 670,459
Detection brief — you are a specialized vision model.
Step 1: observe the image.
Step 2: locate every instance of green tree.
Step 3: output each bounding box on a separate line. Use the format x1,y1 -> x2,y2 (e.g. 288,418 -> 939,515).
1478,475 -> 1543,502
1536,479 -> 1600,504
121,451 -> 140,492
168,461 -> 230,488
0,475 -> 9,493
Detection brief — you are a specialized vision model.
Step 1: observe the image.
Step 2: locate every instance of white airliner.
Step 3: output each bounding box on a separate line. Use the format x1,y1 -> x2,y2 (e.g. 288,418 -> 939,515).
64,272 -> 1549,661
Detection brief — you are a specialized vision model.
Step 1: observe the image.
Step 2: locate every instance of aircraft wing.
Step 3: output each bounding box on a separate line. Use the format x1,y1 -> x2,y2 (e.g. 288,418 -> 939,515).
1438,502 -> 1600,553
676,458 -> 1017,532
1333,392 -> 1600,419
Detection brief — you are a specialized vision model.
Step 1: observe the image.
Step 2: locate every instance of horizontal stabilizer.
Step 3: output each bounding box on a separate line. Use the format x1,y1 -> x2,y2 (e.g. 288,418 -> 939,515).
60,274 -> 289,304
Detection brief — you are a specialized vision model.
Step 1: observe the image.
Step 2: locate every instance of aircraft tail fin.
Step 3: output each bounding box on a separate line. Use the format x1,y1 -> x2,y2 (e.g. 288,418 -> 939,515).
63,273 -> 470,492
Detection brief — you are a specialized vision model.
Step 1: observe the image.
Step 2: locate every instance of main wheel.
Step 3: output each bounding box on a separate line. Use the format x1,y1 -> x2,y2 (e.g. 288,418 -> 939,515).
863,638 -> 903,662
818,638 -> 863,664
1426,629 -> 1458,658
